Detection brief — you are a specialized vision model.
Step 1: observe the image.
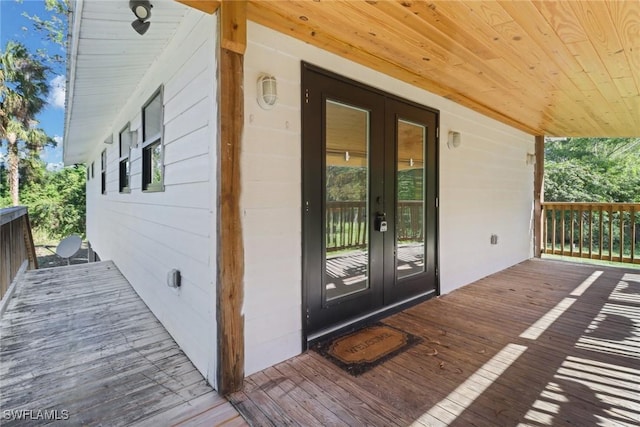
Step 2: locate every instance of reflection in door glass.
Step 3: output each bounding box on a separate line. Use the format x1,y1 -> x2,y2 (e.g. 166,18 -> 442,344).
397,119 -> 425,279
325,100 -> 370,301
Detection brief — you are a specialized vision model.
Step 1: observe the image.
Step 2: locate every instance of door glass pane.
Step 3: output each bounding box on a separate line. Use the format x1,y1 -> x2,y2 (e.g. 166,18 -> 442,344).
325,100 -> 370,302
397,119 -> 425,279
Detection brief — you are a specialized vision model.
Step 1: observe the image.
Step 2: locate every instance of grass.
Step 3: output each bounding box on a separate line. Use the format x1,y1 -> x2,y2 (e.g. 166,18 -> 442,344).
542,254 -> 640,270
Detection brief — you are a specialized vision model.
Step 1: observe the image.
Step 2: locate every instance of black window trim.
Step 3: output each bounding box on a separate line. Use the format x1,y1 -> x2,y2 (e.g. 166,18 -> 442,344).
118,123 -> 132,193
141,86 -> 165,193
100,149 -> 107,195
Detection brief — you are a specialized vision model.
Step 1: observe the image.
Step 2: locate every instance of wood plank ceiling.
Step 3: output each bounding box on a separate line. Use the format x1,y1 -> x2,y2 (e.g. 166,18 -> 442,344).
246,0 -> 640,137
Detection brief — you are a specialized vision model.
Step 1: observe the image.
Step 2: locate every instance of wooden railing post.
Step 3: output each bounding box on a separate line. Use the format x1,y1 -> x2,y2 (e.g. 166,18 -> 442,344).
533,135 -> 544,258
217,0 -> 246,396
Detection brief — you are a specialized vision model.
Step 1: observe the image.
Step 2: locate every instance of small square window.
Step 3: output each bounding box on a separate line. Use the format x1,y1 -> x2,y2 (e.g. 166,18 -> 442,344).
142,88 -> 164,192
119,125 -> 132,193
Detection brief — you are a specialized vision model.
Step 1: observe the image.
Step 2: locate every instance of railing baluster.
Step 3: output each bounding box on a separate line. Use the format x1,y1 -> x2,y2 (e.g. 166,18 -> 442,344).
579,206 -> 584,257
589,208 -> 593,259
561,207 -> 566,255
570,207 -> 575,256
619,207 -> 624,263
552,207 -> 557,254
632,208 -> 636,263
609,206 -> 614,261
599,206 -> 604,260
543,206 -> 547,254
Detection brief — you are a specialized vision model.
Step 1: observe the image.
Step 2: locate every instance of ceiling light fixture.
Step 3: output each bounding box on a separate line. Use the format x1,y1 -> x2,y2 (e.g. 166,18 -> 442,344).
130,0 -> 152,35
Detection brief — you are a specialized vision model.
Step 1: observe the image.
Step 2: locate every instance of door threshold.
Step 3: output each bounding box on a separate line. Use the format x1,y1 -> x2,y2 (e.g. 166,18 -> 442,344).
306,290 -> 436,346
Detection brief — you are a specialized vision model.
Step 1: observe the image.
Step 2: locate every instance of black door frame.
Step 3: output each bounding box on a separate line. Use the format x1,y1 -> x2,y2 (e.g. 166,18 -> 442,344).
301,62 -> 440,346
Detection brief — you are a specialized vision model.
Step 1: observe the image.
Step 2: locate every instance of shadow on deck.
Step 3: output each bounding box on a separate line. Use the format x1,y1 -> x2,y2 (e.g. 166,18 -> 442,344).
231,259 -> 640,426
0,261 -> 246,426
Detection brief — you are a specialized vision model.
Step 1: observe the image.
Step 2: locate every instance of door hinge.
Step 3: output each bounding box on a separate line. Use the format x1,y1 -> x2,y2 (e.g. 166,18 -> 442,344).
435,197 -> 439,208
436,267 -> 439,277
436,128 -> 439,138
305,88 -> 310,104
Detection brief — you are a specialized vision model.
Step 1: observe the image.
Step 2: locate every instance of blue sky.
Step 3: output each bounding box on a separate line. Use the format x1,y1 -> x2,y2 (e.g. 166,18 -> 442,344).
1,0 -> 67,168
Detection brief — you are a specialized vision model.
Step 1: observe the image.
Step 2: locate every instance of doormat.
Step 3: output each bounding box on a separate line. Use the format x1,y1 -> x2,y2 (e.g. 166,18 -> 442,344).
313,323 -> 422,376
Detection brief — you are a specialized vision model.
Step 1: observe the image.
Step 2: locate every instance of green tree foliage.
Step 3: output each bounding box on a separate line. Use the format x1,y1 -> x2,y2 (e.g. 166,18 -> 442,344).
23,0 -> 70,51
544,137 -> 640,203
326,166 -> 367,202
1,41 -> 54,205
398,169 -> 423,201
19,163 -> 86,240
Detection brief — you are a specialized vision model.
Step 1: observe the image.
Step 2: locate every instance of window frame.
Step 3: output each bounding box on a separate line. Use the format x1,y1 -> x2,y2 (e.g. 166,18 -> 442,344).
100,149 -> 107,195
118,124 -> 132,193
141,87 -> 165,192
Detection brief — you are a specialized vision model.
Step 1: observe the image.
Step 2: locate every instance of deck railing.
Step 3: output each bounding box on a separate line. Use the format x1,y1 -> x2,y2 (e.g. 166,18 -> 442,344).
542,202 -> 640,265
326,200 -> 422,251
1,206 -> 38,299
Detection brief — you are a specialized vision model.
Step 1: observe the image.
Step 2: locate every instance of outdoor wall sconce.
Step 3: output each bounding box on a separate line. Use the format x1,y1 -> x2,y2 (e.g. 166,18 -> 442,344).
257,74 -> 278,110
167,269 -> 181,288
130,0 -> 152,35
447,131 -> 461,149
526,153 -> 536,165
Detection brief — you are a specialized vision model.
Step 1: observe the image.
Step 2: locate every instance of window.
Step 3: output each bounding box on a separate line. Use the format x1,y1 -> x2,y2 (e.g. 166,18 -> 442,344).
91,162 -> 95,179
101,150 -> 107,194
119,125 -> 132,193
142,88 -> 164,192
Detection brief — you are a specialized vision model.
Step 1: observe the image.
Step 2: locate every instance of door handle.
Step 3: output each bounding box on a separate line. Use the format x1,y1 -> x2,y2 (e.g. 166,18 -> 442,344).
375,212 -> 388,232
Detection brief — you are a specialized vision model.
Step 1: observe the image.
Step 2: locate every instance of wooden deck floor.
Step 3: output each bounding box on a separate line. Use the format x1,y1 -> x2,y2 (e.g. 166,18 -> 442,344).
231,259 -> 640,426
0,262 -> 247,427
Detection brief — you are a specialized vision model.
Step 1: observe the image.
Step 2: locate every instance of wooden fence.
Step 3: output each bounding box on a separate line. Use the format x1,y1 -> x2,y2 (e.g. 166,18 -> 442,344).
326,200 -> 423,251
1,206 -> 38,299
542,202 -> 640,265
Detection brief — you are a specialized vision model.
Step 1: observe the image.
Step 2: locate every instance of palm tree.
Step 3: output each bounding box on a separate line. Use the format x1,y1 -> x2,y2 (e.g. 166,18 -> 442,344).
1,41 -> 50,206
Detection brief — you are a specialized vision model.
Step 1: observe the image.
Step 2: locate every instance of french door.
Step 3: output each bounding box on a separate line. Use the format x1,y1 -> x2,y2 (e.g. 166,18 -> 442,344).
302,64 -> 438,337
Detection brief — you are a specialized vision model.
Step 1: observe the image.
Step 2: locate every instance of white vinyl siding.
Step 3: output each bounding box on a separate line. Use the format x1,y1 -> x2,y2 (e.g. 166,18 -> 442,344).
85,11 -> 218,386
242,22 -> 535,375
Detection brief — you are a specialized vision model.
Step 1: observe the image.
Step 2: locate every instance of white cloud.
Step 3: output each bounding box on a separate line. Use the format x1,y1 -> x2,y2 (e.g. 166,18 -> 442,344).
53,135 -> 63,145
46,162 -> 64,172
49,75 -> 66,109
